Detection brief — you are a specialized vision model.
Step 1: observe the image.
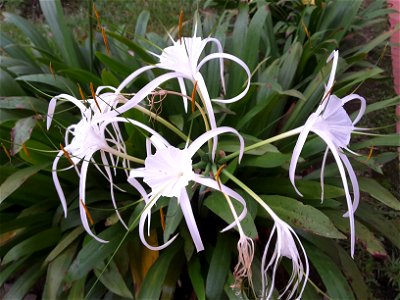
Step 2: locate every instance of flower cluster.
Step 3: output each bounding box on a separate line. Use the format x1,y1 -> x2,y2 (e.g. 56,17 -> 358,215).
48,26 -> 365,299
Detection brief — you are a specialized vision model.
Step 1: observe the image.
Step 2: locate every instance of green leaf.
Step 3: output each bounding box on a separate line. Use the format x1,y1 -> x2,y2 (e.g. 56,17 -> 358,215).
0,162 -> 49,204
39,0 -> 84,68
0,96 -> 49,113
16,74 -> 79,95
66,225 -> 125,281
357,203 -> 400,249
3,12 -> 52,53
324,210 -> 387,256
3,227 -> 61,264
3,263 -> 46,300
242,152 -> 292,168
43,242 -> 78,299
163,197 -> 183,243
45,227 -> 84,263
204,192 -> 258,238
135,10 -> 150,38
260,195 -> 345,239
206,234 -> 232,300
0,69 -> 26,96
188,257 -> 206,300
359,178 -> 400,210
252,178 -> 345,200
10,116 -> 37,155
352,134 -> 400,150
0,257 -> 27,287
106,30 -> 156,64
94,260 -> 134,299
305,243 -> 355,300
58,68 -> 102,85
138,241 -> 182,299
101,69 -> 120,87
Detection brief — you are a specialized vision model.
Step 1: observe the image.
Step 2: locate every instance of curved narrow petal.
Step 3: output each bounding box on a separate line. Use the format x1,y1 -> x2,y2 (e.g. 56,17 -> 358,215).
100,117 -> 169,146
179,189 -> 204,252
187,126 -> 244,162
52,150 -> 68,217
100,151 -> 128,230
323,50 -> 339,101
79,152 -> 108,243
193,72 -> 218,157
115,65 -> 156,93
289,116 -> 318,197
106,72 -> 185,118
194,175 -> 247,232
339,152 -> 360,216
197,52 -> 251,104
313,129 -> 355,257
320,147 -> 330,204
341,94 -> 366,125
47,94 -> 86,130
177,77 -> 188,112
201,37 -> 226,94
138,194 -> 179,251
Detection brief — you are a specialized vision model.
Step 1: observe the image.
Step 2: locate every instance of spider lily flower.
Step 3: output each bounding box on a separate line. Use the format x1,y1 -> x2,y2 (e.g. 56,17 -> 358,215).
47,90 -> 131,243
289,50 -> 366,257
107,25 -> 251,151
261,217 -> 308,300
125,126 -> 247,252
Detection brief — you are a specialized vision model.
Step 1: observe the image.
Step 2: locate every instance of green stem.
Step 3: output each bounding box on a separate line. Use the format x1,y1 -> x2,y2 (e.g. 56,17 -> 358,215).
222,169 -> 278,220
103,145 -> 144,164
134,105 -> 188,141
221,126 -> 303,163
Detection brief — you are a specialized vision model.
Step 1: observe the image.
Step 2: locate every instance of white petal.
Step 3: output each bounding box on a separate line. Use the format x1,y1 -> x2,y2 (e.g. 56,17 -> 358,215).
313,129 -> 355,257
187,126 -> 244,162
179,189 -> 204,252
52,150 -> 68,217
177,77 -> 188,112
201,37 -> 226,94
138,194 -> 179,251
323,50 -> 339,101
197,52 -> 251,104
289,116 -> 317,197
47,94 -> 86,130
79,153 -> 108,243
107,71 -> 186,118
339,153 -> 360,216
320,147 -> 329,204
341,94 -> 366,125
116,65 -> 156,93
100,151 -> 128,230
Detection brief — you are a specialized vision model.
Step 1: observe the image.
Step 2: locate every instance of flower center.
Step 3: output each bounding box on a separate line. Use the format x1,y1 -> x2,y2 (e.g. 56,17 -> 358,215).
143,146 -> 195,198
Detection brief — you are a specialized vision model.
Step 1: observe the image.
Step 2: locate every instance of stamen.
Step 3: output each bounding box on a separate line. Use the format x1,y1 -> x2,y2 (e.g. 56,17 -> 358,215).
321,82 -> 335,103
22,143 -> 30,157
101,26 -> 110,55
160,208 -> 165,232
80,199 -> 94,225
178,9 -> 184,44
191,81 -> 198,113
77,83 -> 86,103
1,142 -> 11,162
60,143 -> 75,166
90,82 -> 102,112
49,61 -> 55,79
301,19 -> 312,48
214,164 -> 226,190
93,3 -> 101,30
366,146 -> 377,161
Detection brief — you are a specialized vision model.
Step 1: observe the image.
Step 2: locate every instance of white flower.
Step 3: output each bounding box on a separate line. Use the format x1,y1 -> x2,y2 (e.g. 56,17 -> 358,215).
106,25 -> 251,150
125,126 -> 248,252
289,50 -> 366,257
261,218 -> 308,300
47,89 -> 130,243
